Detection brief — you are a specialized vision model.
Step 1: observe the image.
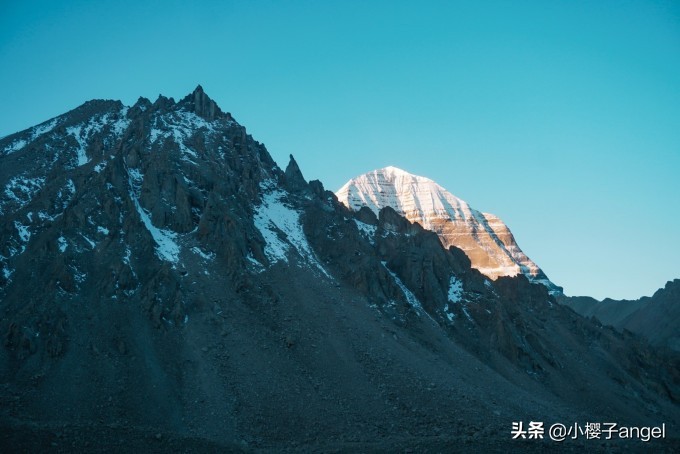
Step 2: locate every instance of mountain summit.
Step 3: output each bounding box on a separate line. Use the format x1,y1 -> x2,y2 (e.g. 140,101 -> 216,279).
336,166 -> 562,294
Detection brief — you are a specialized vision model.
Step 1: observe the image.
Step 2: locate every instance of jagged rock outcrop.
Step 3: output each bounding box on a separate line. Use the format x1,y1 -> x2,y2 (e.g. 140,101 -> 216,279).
180,84 -> 225,121
283,154 -> 308,193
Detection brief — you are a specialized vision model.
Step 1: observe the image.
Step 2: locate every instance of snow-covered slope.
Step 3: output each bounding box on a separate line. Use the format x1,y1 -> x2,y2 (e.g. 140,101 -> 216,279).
336,166 -> 561,294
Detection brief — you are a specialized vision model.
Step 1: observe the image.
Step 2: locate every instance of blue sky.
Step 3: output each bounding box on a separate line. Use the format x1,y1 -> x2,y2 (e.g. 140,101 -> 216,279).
1,0 -> 678,299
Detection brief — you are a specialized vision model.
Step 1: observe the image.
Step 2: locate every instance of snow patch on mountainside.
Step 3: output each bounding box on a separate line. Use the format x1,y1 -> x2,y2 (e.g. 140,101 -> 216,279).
254,184 -> 331,278
354,219 -> 377,244
1,264 -> 13,281
67,118 -> 103,166
14,221 -> 30,245
382,261 -> 423,314
448,275 -> 463,303
2,118 -> 61,155
31,118 -> 59,139
58,236 -> 68,253
191,247 -> 215,261
149,110 -> 215,162
132,196 -> 180,263
126,165 -> 180,263
111,107 -> 130,136
1,175 -> 46,214
3,139 -> 27,154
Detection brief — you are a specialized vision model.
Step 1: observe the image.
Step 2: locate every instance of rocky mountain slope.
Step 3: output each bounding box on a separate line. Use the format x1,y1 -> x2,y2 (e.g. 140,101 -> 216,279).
336,166 -> 562,295
1,87 -> 678,451
560,279 -> 680,351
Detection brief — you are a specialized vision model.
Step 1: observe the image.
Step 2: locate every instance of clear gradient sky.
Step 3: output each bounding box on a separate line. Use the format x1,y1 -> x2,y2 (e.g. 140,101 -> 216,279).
1,0 -> 678,300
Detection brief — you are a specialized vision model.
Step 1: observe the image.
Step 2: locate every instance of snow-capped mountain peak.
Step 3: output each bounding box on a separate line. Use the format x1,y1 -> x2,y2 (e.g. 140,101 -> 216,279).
336,167 -> 562,294
337,166 -> 472,224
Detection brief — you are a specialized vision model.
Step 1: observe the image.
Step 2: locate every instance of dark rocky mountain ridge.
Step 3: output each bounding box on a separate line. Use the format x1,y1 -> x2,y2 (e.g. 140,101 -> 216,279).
559,279 -> 680,352
1,86 -> 678,451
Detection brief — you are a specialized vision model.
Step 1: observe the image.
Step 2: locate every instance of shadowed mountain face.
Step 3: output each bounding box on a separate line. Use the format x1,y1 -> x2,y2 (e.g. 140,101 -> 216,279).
336,166 -> 562,295
560,279 -> 680,352
0,87 -> 678,450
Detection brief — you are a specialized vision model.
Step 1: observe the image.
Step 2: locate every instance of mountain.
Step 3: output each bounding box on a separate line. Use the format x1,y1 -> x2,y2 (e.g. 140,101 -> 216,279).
560,279 -> 680,351
336,166 -> 562,295
1,87 -> 678,451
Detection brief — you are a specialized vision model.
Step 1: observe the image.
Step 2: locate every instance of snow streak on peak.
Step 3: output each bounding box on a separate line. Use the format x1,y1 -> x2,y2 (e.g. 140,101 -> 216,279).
336,167 -> 561,294
381,166 -> 433,180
